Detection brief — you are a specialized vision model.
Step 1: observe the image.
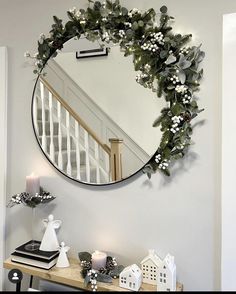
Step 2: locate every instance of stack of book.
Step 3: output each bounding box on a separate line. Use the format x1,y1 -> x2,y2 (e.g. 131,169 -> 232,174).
11,240 -> 59,270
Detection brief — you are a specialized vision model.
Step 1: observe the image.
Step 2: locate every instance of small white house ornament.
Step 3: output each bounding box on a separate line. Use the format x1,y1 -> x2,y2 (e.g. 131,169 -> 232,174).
119,264 -> 142,291
157,254 -> 176,292
140,249 -> 162,285
56,242 -> 70,268
39,214 -> 62,252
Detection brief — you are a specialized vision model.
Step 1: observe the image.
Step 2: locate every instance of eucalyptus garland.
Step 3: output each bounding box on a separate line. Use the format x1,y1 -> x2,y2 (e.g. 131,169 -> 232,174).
27,0 -> 205,178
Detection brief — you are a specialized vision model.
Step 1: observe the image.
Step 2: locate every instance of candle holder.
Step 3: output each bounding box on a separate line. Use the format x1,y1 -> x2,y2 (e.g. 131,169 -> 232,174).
7,187 -> 56,251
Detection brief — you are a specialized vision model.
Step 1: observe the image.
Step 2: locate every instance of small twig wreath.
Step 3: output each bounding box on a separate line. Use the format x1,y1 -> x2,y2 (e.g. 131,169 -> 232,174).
26,0 -> 205,178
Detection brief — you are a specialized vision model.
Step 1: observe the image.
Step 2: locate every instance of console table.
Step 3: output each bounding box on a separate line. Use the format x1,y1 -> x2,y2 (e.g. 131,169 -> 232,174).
4,258 -> 183,292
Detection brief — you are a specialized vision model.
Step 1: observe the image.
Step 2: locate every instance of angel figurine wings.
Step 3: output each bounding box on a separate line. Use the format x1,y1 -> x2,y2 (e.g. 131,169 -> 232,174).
39,214 -> 62,252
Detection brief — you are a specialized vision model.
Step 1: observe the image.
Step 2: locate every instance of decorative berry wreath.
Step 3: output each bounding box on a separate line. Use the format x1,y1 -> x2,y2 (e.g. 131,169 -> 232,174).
27,0 -> 205,178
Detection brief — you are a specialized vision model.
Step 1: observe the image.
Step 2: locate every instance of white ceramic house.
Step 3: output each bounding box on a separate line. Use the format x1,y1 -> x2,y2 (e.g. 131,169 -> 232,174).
119,264 -> 142,291
140,249 -> 162,285
157,254 -> 176,292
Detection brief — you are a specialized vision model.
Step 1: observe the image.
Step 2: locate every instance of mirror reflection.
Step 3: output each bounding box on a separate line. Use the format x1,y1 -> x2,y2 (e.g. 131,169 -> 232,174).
32,38 -> 165,185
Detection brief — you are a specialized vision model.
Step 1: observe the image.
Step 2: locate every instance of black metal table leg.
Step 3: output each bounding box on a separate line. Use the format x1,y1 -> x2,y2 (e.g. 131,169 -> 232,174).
16,281 -> 21,292
29,275 -> 34,289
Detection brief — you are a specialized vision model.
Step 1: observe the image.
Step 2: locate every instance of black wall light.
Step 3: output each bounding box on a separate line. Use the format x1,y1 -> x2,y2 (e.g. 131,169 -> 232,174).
76,47 -> 109,59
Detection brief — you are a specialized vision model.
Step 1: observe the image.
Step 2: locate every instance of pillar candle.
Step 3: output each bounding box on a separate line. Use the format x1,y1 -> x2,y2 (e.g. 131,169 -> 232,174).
26,173 -> 40,195
91,251 -> 107,270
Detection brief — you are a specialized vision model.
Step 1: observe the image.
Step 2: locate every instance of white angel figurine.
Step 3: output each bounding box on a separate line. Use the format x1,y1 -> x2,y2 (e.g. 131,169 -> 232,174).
56,242 -> 70,268
39,214 -> 62,252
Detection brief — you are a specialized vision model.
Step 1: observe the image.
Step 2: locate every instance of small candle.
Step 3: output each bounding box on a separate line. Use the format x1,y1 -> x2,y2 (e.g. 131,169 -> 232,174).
26,173 -> 40,195
92,251 -> 107,270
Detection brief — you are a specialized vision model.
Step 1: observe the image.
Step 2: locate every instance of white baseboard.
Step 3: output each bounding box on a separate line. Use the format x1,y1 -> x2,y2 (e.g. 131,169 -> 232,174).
0,47 -> 8,291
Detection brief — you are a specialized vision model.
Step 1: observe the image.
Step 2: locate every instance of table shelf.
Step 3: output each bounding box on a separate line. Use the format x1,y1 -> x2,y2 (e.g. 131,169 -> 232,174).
4,258 -> 183,292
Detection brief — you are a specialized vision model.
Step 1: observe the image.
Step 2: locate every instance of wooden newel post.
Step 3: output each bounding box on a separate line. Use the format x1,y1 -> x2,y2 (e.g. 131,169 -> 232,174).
109,138 -> 123,182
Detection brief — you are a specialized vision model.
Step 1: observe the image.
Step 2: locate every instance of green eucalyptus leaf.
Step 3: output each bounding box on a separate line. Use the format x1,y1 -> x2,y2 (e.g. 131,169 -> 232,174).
178,55 -> 192,69
138,20 -> 144,27
109,265 -> 125,278
78,252 -> 92,262
165,54 -> 177,65
171,103 -> 185,115
160,6 -> 168,14
84,274 -> 90,287
178,70 -> 186,84
97,273 -> 113,283
160,50 -> 168,59
121,7 -> 128,15
132,21 -> 139,30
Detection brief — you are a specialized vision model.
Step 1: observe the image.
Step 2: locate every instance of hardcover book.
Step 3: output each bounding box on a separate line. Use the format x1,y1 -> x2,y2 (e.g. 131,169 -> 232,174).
11,253 -> 58,270
15,240 -> 59,260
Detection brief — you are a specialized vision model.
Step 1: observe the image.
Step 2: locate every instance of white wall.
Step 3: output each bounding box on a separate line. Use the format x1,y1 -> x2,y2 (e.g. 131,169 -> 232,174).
222,12 -> 236,291
0,0 -> 234,291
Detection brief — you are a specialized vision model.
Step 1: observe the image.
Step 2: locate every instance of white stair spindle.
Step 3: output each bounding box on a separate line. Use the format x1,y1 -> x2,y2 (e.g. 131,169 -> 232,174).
49,92 -> 55,162
40,82 -> 46,152
57,101 -> 63,170
94,141 -> 100,184
75,121 -> 81,181
66,111 -> 72,176
33,95 -> 39,136
84,131 -> 91,183
104,151 -> 110,182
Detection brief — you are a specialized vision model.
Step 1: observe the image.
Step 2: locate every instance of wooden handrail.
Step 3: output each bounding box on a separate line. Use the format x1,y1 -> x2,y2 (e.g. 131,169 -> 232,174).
40,77 -> 111,155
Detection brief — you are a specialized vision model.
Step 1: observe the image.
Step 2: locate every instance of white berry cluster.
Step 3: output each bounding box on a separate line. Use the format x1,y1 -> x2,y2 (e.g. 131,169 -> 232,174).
170,116 -> 183,134
155,154 -> 162,164
175,85 -> 188,94
38,33 -> 46,45
80,18 -> 86,25
39,193 -> 54,202
118,30 -> 125,38
144,64 -> 151,72
102,17 -> 108,22
178,144 -> 185,150
150,32 -> 164,45
11,195 -> 22,205
128,8 -> 141,18
180,46 -> 190,55
88,269 -> 98,292
141,32 -> 164,52
183,93 -> 192,104
69,7 -> 81,19
136,73 -> 148,83
112,257 -> 118,267
124,22 -> 132,28
169,75 -> 180,85
159,160 -> 169,170
141,42 -> 159,52
102,32 -> 110,42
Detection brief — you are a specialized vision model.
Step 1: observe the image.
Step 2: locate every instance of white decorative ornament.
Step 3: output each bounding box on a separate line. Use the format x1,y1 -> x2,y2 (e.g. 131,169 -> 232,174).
119,264 -> 142,291
56,242 -> 70,268
156,254 -> 176,292
39,214 -> 62,252
140,249 -> 162,285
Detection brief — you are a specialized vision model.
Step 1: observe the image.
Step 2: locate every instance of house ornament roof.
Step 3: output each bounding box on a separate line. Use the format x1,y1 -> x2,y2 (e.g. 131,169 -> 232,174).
141,249 -> 162,267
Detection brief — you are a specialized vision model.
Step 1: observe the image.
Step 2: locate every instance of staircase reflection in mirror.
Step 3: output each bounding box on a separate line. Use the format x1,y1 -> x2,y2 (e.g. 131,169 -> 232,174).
32,38 -> 164,185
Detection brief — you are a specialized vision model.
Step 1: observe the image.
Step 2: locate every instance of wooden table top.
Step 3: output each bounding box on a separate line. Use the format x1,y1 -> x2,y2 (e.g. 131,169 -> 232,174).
4,258 -> 183,292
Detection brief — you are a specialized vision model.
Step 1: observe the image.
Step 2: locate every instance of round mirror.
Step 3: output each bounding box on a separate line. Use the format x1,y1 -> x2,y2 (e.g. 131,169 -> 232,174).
32,37 -> 166,185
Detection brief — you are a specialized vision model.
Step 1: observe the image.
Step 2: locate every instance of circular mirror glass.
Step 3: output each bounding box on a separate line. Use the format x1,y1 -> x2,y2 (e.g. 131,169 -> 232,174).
32,38 -> 166,185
